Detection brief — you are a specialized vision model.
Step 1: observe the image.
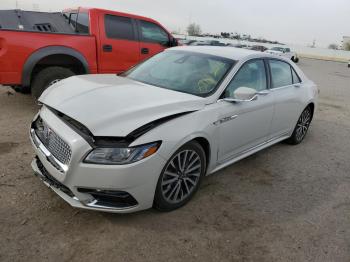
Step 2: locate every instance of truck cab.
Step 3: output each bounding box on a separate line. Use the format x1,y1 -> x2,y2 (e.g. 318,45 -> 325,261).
0,7 -> 177,98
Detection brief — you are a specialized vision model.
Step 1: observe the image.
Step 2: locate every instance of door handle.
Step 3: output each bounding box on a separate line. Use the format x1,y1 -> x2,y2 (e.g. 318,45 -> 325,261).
141,48 -> 149,54
103,45 -> 113,52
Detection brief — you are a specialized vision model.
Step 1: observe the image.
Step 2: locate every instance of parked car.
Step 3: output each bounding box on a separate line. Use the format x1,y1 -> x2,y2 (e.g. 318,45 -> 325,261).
0,7 -> 177,98
226,43 -> 248,48
190,40 -> 226,46
30,46 -> 318,213
265,47 -> 299,63
249,45 -> 268,52
178,39 -> 197,46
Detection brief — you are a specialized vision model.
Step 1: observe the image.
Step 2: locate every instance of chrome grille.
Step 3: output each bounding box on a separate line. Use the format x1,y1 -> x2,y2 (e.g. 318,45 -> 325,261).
34,117 -> 72,165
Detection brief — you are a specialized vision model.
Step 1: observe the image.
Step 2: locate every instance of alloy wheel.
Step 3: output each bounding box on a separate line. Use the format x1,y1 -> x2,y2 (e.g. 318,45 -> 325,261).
295,108 -> 311,142
161,149 -> 202,204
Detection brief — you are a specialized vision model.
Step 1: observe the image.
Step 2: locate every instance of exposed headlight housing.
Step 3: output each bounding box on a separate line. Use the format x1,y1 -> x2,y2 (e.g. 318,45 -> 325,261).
84,142 -> 161,165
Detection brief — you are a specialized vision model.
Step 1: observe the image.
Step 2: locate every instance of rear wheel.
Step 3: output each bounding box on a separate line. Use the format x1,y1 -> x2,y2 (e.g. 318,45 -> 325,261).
292,57 -> 299,63
153,141 -> 206,212
31,66 -> 75,99
286,106 -> 312,145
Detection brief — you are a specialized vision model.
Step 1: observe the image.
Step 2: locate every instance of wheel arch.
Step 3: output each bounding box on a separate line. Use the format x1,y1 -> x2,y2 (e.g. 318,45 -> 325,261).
22,46 -> 90,87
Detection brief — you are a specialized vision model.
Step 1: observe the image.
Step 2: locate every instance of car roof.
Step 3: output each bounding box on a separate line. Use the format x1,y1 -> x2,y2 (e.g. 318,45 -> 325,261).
169,46 -> 272,61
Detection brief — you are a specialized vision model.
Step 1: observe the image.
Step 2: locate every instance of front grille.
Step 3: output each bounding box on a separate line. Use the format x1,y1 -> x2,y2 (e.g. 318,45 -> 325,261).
33,117 -> 72,165
36,157 -> 75,198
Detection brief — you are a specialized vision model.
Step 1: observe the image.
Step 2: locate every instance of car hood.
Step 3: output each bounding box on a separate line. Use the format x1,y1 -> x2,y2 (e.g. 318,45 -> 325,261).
39,74 -> 206,137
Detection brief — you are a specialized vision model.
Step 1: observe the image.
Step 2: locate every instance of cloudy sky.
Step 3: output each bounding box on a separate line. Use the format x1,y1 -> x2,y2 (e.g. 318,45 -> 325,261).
1,0 -> 349,47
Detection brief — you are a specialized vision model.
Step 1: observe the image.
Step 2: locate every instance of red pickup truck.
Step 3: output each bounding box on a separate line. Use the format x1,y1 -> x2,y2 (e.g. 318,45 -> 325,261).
0,7 -> 177,98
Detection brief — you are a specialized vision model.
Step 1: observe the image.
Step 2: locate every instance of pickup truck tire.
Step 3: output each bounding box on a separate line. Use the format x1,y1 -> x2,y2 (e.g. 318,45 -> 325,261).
31,66 -> 75,99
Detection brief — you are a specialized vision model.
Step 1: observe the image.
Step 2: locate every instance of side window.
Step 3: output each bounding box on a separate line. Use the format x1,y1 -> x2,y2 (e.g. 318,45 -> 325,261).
105,15 -> 135,40
224,59 -> 267,98
291,67 -> 301,84
269,60 -> 293,88
76,12 -> 89,34
139,20 -> 169,45
286,48 -> 291,53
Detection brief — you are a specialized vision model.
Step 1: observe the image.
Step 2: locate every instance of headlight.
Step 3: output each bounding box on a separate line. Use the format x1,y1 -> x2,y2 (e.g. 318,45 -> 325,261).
84,142 -> 161,165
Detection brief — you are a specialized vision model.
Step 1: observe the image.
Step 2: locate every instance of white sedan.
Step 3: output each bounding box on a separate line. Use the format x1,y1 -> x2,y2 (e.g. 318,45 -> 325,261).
265,47 -> 299,63
30,46 -> 318,213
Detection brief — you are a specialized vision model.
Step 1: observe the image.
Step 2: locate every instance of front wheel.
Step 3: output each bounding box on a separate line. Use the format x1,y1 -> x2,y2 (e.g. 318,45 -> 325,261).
31,66 -> 75,99
153,141 -> 206,212
286,106 -> 313,145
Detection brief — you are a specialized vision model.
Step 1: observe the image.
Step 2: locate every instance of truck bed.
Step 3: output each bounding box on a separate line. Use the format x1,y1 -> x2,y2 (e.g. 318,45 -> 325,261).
0,10 -> 75,34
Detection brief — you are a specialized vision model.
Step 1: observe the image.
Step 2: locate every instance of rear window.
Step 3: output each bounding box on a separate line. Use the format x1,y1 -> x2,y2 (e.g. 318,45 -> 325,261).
63,11 -> 89,34
105,15 -> 135,40
75,12 -> 89,34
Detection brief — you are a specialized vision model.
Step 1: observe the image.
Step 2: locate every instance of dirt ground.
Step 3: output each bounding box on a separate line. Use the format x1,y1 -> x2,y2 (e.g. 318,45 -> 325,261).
0,58 -> 349,262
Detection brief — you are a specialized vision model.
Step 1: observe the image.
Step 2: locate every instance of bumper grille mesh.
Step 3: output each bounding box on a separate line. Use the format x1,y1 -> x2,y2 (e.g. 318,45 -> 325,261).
34,117 -> 72,165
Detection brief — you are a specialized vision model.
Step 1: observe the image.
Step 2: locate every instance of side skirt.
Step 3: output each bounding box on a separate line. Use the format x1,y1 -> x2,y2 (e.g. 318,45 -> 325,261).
209,134 -> 290,175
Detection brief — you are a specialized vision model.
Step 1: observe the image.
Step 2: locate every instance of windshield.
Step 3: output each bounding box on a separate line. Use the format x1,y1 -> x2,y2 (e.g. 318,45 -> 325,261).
122,51 -> 235,97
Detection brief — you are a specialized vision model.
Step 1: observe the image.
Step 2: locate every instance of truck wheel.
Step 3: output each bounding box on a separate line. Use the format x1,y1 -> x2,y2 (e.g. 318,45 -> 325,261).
31,67 -> 75,99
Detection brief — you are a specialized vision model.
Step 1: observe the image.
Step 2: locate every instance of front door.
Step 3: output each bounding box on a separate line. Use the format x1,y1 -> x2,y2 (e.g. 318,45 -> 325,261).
137,20 -> 170,62
98,14 -> 140,73
217,59 -> 274,163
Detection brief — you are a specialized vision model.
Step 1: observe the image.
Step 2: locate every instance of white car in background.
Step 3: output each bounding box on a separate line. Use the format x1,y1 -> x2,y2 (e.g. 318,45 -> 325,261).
266,47 -> 299,63
30,46 -> 317,213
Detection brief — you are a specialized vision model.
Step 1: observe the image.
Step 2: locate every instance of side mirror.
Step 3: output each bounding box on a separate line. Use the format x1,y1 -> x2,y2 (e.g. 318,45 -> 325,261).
223,87 -> 258,103
169,37 -> 178,47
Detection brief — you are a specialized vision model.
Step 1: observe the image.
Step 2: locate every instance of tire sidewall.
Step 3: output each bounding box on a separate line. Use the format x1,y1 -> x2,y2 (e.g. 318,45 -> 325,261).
32,67 -> 74,99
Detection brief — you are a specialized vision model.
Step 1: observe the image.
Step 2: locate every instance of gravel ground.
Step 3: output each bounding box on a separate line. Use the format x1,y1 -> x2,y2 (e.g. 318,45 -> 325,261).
0,58 -> 349,262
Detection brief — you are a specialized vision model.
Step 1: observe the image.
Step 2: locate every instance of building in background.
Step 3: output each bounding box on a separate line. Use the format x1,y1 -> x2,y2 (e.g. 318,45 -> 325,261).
341,36 -> 350,50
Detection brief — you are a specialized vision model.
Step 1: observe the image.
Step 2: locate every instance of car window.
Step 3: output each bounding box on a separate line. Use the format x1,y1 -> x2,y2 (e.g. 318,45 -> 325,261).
123,51 -> 234,97
105,15 -> 135,40
75,12 -> 89,34
286,48 -> 291,52
269,60 -> 293,88
139,20 -> 169,45
224,60 -> 267,98
291,67 -> 301,84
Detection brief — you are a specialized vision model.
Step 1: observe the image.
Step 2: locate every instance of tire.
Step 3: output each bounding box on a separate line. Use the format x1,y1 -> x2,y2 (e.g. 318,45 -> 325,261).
153,141 -> 206,212
31,66 -> 75,99
286,106 -> 313,145
292,57 -> 299,63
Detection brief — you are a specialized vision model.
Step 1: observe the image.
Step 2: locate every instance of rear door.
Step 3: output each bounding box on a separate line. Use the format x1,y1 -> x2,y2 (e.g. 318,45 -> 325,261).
98,14 -> 140,73
136,20 -> 170,61
268,59 -> 304,138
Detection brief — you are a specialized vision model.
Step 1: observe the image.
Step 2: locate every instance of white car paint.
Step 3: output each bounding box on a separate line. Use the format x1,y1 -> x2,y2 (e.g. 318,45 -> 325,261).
265,47 -> 298,62
30,46 -> 318,213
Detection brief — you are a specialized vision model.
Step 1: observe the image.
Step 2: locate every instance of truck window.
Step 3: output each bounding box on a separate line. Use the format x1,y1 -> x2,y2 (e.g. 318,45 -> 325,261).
105,15 -> 135,40
76,12 -> 89,34
62,11 -> 89,34
139,21 -> 169,45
